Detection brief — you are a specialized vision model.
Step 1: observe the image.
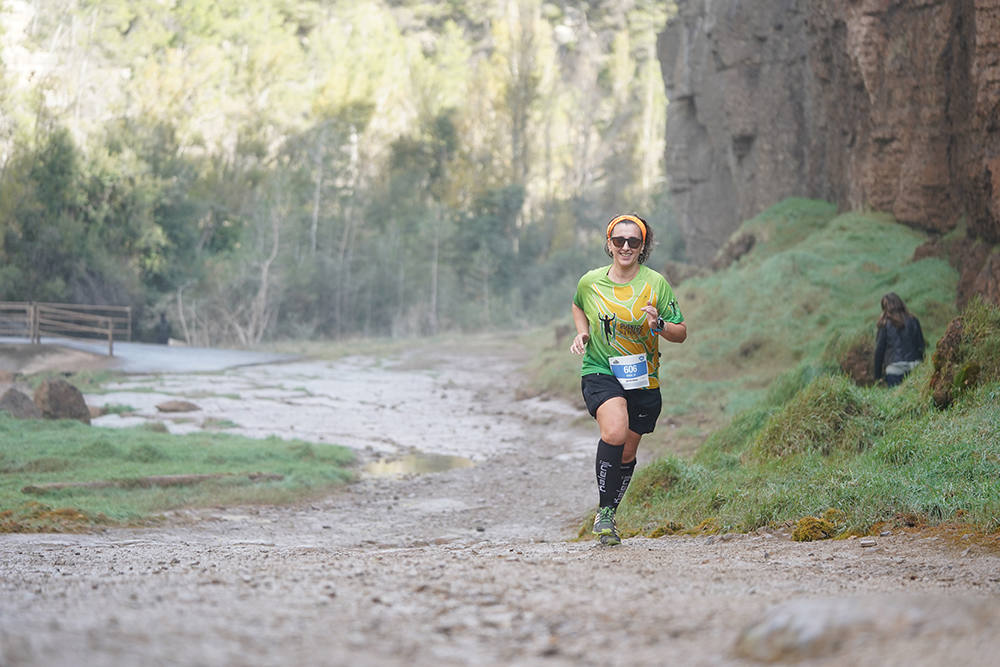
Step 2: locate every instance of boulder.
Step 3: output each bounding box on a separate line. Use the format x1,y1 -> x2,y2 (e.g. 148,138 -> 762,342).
0,388 -> 42,419
33,379 -> 91,424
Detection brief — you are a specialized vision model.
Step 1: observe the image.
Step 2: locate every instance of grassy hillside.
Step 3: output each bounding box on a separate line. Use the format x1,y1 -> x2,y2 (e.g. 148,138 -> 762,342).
537,198 -> 959,455
660,199 -> 956,435
618,297 -> 1000,537
537,198 -> 1000,537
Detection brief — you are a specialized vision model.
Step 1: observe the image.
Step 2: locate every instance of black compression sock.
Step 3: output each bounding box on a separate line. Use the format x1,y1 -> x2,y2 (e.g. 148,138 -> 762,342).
613,458 -> 636,509
595,439 -> 624,508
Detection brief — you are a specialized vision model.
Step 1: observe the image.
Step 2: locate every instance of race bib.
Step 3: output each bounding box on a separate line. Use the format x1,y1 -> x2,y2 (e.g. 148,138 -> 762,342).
608,353 -> 649,390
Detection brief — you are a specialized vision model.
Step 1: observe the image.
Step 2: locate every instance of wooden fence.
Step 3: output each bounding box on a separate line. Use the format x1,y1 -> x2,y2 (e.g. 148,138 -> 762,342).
0,302 -> 131,356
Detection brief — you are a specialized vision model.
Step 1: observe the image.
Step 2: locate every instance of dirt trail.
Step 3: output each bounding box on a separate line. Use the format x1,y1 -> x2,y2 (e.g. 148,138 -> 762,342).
2,340 -> 999,666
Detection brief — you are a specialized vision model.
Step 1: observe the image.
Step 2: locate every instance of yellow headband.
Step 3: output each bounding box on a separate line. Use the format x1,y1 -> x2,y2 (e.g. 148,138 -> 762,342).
606,214 -> 646,242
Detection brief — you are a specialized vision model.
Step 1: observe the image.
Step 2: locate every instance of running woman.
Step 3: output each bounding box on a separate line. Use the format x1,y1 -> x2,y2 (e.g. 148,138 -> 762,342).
570,214 -> 686,545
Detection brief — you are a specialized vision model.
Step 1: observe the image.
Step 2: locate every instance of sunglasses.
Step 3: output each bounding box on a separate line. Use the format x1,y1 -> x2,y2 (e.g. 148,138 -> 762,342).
610,236 -> 643,249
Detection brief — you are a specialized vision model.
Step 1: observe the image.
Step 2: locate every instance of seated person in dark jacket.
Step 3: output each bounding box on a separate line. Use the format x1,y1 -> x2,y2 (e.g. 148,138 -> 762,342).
874,292 -> 925,387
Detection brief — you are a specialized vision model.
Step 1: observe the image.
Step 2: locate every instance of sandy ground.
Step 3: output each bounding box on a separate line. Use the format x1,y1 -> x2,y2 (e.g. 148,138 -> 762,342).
2,340 -> 1000,666
0,343 -> 113,375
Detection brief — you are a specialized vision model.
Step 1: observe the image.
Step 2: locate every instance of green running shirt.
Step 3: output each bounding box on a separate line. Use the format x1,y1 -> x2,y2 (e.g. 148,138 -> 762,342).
573,264 -> 683,389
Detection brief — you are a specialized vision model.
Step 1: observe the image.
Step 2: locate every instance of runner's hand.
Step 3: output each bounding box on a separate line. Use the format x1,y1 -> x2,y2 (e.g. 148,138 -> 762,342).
570,332 -> 590,355
641,300 -> 659,330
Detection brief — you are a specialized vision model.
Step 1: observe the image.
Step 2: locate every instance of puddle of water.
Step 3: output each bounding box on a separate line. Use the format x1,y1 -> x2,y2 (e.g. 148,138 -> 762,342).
363,453 -> 475,478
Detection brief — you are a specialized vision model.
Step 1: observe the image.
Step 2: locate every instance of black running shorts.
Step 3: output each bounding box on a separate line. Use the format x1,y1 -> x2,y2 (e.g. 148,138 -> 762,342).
581,373 -> 662,434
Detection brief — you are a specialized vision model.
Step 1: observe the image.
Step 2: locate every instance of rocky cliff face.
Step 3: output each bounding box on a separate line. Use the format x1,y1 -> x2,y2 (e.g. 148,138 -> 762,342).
659,1 -> 818,264
659,0 -> 1000,301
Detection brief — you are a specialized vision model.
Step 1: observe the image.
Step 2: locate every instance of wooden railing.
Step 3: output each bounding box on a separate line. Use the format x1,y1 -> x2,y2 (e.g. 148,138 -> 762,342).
0,301 -> 131,356
0,302 -> 33,338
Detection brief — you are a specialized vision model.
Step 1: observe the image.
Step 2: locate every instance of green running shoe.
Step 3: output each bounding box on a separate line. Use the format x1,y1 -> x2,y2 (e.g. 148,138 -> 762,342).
599,533 -> 621,546
592,506 -> 620,545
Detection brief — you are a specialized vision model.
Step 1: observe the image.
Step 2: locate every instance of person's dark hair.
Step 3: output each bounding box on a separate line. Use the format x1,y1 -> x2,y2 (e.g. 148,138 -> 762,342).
604,213 -> 655,264
878,292 -> 910,329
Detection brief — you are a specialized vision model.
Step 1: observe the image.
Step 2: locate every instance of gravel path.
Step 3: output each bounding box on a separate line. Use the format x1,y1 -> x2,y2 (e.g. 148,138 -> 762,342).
2,341 -> 999,666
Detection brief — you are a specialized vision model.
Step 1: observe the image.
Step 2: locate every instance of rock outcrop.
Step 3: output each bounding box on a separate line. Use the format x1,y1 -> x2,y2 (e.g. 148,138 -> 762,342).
0,388 -> 42,419
659,0 -> 1000,292
33,379 -> 91,424
659,2 -> 818,263
928,300 -> 1000,406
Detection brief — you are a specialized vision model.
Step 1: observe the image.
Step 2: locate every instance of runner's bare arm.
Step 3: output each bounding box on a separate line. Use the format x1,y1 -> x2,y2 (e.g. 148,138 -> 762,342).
570,303 -> 590,354
660,321 -> 687,343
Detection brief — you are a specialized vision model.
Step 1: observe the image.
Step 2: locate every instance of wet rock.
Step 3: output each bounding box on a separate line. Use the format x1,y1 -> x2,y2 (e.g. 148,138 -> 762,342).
33,379 -> 90,424
156,400 -> 201,413
735,595 -> 997,662
0,388 -> 42,419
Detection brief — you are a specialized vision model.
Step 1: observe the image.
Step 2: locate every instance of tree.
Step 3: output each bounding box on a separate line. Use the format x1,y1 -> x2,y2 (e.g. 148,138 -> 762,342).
454,184 -> 524,325
0,0 -> 678,342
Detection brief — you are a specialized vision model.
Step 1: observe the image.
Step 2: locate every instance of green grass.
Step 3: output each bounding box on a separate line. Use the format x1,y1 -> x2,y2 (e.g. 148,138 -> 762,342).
945,296 -> 1000,395
98,403 -> 137,415
0,417 -> 355,531
617,368 -> 1000,537
613,308 -> 1000,538
663,199 -> 957,421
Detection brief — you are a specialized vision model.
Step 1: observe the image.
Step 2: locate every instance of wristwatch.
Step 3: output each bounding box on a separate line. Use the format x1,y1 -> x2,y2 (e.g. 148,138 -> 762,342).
652,317 -> 664,333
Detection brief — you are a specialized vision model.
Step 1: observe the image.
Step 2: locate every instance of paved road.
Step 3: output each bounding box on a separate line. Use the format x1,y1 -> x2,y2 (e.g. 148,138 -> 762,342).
0,336 -> 297,374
